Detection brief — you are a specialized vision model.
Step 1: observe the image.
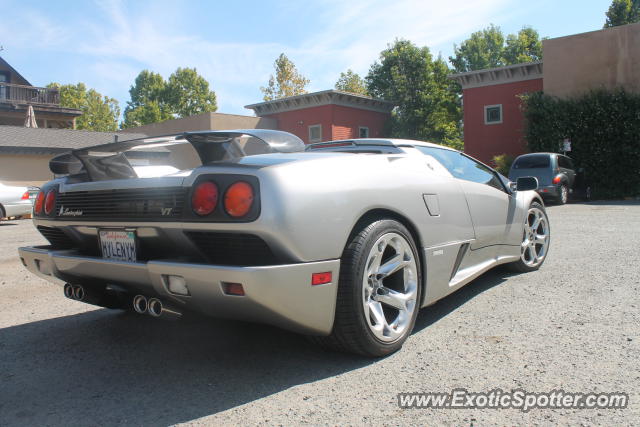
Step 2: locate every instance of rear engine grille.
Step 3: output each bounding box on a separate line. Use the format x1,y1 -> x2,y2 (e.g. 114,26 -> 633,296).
55,187 -> 186,220
185,231 -> 278,266
37,226 -> 75,249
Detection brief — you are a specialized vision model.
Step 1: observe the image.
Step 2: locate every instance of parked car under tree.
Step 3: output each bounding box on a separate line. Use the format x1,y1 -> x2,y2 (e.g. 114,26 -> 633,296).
18,130 -> 549,356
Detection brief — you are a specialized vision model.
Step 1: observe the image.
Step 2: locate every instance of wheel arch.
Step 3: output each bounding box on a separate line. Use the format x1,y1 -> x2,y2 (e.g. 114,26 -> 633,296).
345,208 -> 427,305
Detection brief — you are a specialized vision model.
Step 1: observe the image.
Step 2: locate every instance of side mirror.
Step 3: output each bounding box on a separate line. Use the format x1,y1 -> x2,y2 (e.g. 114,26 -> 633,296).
515,176 -> 538,192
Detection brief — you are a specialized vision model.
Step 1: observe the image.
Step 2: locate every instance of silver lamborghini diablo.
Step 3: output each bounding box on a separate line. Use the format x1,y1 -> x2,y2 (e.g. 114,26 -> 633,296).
19,129 -> 548,356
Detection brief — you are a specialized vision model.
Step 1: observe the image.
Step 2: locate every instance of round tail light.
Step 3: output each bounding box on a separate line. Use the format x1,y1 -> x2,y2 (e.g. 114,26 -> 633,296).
44,190 -> 56,215
191,181 -> 219,216
224,181 -> 254,218
552,176 -> 562,184
34,190 -> 45,214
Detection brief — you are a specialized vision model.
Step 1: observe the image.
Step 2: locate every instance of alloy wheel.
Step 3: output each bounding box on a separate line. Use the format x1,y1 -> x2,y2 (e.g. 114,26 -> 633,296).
362,232 -> 418,342
520,207 -> 550,267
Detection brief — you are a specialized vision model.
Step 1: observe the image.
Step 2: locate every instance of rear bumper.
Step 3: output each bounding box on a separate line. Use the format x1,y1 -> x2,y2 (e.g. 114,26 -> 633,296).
18,246 -> 340,335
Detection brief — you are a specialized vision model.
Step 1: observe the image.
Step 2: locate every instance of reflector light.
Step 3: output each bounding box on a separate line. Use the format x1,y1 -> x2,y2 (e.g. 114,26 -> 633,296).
312,272 -> 332,286
44,190 -> 56,215
165,275 -> 190,296
224,181 -> 254,218
222,282 -> 245,296
552,176 -> 562,184
34,191 -> 45,214
21,191 -> 30,200
192,181 -> 219,216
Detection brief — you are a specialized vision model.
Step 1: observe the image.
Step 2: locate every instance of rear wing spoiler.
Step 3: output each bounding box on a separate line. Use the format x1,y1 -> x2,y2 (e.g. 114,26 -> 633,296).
49,129 -> 305,181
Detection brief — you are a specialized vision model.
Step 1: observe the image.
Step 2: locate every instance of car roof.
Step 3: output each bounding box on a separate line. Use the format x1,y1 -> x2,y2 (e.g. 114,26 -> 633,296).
307,138 -> 459,152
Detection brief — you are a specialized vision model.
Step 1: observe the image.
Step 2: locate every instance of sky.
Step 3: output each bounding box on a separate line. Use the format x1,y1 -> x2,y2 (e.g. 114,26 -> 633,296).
0,0 -> 612,117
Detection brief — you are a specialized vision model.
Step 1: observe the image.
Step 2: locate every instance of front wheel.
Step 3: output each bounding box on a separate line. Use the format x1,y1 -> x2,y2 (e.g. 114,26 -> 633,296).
507,202 -> 550,273
312,219 -> 422,357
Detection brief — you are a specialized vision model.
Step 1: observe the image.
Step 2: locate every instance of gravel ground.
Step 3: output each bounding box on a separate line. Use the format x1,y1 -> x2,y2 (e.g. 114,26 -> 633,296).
0,201 -> 638,426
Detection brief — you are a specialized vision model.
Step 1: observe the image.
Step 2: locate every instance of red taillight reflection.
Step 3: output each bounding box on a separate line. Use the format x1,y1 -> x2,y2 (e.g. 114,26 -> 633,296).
34,191 -> 45,214
191,181 -> 219,216
552,176 -> 562,184
44,190 -> 56,215
224,181 -> 254,218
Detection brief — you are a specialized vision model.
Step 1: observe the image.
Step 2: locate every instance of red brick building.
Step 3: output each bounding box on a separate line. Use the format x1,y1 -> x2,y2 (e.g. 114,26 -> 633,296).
245,90 -> 394,144
450,62 -> 543,164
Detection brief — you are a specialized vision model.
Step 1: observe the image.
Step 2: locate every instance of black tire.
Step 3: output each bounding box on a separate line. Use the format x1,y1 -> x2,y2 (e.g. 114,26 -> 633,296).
311,219 -> 422,357
507,201 -> 550,273
558,184 -> 568,205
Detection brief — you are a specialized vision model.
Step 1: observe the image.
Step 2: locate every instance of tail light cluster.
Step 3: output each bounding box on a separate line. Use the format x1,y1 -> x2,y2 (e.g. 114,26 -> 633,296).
191,179 -> 256,219
552,176 -> 562,184
34,189 -> 56,216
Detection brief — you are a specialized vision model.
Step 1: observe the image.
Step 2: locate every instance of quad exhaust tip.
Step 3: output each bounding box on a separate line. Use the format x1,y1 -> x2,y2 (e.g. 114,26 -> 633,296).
147,298 -> 162,317
64,284 -> 86,301
133,295 -> 148,314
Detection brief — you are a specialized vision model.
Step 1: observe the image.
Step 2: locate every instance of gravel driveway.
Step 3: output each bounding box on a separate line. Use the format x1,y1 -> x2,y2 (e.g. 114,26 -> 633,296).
0,201 -> 638,426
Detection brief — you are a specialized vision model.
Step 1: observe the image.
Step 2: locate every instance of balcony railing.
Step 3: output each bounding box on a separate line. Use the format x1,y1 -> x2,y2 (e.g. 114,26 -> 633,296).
0,82 -> 60,106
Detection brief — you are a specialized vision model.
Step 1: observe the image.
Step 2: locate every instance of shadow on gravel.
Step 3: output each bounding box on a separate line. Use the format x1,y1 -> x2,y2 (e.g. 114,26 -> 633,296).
0,222 -> 18,226
413,267 -> 514,333
0,309 -> 368,426
0,268 -> 516,426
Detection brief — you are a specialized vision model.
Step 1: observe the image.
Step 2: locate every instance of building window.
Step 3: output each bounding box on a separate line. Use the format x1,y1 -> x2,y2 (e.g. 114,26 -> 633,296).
308,124 -> 322,143
358,127 -> 369,138
484,104 -> 502,124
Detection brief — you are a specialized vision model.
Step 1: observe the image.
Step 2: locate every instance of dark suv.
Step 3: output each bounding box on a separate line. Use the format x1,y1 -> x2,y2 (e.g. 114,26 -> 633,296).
509,153 -> 576,204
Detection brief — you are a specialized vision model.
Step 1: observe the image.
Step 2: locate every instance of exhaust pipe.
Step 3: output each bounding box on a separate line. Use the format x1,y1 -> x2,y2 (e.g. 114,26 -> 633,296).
73,285 -> 85,301
63,283 -> 75,299
147,298 -> 182,320
133,295 -> 148,314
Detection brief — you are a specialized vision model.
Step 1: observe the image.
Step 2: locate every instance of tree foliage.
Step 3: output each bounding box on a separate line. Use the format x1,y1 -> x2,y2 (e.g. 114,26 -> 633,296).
260,53 -> 310,101
122,68 -> 217,128
366,39 -> 462,149
450,25 -> 543,73
604,0 -> 640,27
523,89 -> 640,198
48,82 -> 120,131
335,69 -> 368,95
166,67 -> 218,118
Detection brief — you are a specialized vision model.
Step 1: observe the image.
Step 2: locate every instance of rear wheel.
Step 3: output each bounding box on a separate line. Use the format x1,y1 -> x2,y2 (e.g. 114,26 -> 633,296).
312,219 -> 421,357
558,185 -> 568,205
508,202 -> 550,273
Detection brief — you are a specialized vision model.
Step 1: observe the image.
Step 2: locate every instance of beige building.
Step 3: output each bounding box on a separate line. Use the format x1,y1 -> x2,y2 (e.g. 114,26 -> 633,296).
0,126 -> 145,187
543,22 -> 640,97
119,111 -> 277,136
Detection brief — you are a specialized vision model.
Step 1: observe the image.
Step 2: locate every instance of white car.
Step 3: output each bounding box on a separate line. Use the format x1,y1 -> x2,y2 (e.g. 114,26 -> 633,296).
0,182 -> 33,219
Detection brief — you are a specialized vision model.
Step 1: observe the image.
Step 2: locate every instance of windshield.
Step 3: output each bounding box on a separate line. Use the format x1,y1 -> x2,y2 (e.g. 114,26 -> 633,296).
512,154 -> 551,169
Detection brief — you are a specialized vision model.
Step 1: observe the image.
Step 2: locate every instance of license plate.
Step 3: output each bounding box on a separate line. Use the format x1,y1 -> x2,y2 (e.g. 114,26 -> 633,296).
99,230 -> 137,262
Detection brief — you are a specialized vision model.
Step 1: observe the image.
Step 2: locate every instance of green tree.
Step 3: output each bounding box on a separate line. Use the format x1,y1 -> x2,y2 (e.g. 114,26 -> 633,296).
604,0 -> 640,27
366,39 -> 462,149
122,70 -> 172,128
260,53 -> 310,101
122,68 -> 217,128
165,67 -> 217,118
335,69 -> 368,95
503,27 -> 544,64
450,25 -> 544,73
449,24 -> 505,72
48,82 -> 119,131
